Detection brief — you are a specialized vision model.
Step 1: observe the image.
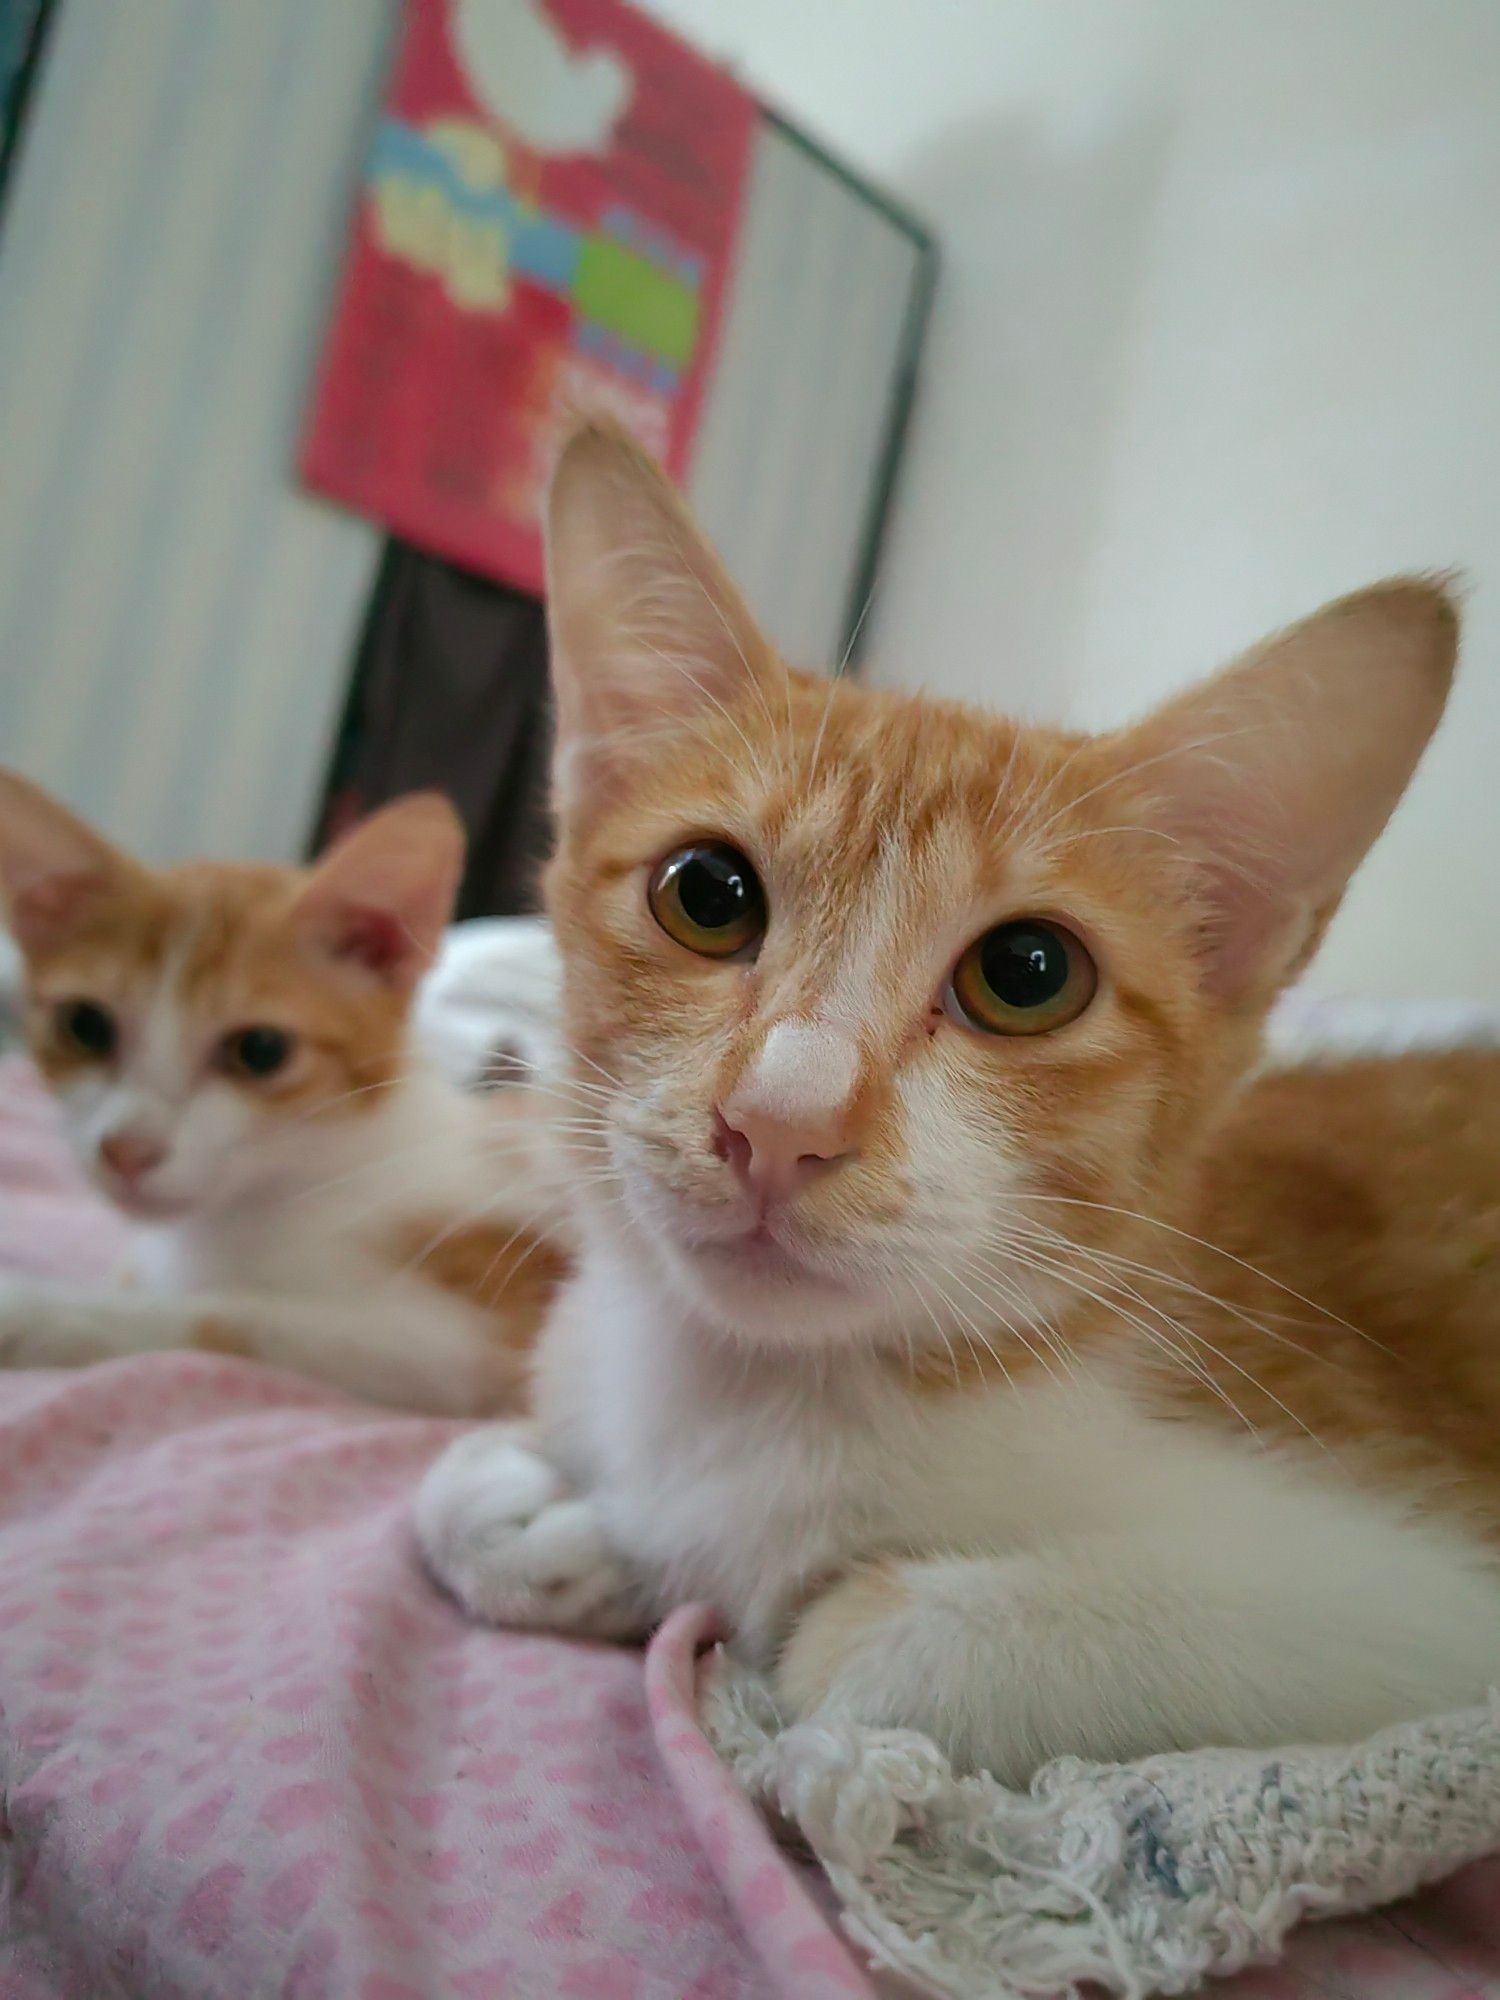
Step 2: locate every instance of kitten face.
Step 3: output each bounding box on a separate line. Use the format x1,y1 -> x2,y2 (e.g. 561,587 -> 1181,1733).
20,867 -> 407,1216
0,785 -> 465,1221
540,421 -> 1455,1363
550,678 -> 1214,1351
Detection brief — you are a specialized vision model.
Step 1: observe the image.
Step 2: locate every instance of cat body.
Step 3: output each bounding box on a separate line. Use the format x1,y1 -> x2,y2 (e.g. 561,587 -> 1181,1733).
416,422 -> 1500,1782
0,785 -> 561,1414
476,1049 -> 1500,1782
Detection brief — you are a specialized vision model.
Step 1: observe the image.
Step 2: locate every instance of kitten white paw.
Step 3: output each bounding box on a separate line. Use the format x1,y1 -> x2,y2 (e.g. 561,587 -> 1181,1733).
0,1286 -> 112,1367
415,1425 -> 642,1639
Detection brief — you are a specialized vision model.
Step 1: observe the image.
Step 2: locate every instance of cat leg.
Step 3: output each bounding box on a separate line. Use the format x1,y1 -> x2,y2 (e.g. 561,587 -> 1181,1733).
413,1424 -> 646,1640
0,1280 -> 493,1416
776,1506 -> 1500,1785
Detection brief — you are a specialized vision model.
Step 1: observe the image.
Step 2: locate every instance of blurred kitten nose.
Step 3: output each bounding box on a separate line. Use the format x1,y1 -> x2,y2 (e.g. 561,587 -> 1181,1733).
712,1107 -> 851,1206
99,1131 -> 166,1184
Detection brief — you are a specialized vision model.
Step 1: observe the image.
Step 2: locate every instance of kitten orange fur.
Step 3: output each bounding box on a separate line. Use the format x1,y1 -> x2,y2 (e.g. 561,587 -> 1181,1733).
1171,1049 -> 1500,1516
0,780 -> 562,1413
416,421 -> 1500,1781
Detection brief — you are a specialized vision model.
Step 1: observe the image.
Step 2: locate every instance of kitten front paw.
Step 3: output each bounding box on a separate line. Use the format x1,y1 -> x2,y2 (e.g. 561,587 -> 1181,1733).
0,1286 -> 109,1368
414,1424 -> 643,1640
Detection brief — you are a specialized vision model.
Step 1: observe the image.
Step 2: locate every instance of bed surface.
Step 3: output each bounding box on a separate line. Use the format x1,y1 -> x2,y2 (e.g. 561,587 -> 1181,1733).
0,1058 -> 800,1999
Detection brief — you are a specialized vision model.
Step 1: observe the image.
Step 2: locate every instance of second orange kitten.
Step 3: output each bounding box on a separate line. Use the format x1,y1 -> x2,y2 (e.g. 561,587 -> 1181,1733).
0,780 -> 564,1413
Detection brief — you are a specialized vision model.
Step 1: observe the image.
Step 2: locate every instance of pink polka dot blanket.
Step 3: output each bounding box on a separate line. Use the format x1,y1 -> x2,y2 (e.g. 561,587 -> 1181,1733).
0,1059 -> 865,2000
1,1047 -> 1498,2000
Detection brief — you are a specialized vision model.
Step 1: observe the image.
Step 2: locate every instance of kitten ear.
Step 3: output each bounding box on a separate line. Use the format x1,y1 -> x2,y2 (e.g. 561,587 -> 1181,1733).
295,794 -> 466,991
1105,579 -> 1458,1005
543,419 -> 783,808
0,770 -> 133,953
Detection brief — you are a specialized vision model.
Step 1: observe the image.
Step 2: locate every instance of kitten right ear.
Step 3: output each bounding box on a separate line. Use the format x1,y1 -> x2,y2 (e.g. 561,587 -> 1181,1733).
543,419 -> 784,809
1102,579 -> 1458,1006
0,771 -> 130,953
294,793 -> 466,992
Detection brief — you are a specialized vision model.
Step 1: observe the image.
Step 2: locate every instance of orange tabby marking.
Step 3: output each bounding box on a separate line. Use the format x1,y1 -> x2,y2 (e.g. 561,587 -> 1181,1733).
388,1219 -> 568,1353
1140,1048 -> 1500,1530
192,1316 -> 256,1361
777,1562 -> 912,1712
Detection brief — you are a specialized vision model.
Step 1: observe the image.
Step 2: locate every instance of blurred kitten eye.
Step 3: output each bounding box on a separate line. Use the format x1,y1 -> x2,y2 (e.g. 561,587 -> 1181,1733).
55,999 -> 118,1060
648,843 -> 766,959
947,920 -> 1096,1036
219,1026 -> 295,1080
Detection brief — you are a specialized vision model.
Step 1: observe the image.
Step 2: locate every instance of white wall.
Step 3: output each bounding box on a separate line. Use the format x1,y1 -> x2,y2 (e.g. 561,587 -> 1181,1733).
645,0 -> 1500,1001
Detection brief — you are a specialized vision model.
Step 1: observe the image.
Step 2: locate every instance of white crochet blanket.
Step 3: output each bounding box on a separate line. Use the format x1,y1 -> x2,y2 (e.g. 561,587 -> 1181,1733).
704,1659 -> 1500,2000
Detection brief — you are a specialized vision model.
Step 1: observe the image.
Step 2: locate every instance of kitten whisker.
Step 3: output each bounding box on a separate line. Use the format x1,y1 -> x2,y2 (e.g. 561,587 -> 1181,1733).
958,1225 -> 1257,1427
922,1271 -> 1017,1393
999,1220 -> 1342,1371
998,1241 -> 1266,1444
999,1233 -> 1334,1458
970,1255 -> 1086,1385
938,1257 -> 1064,1385
903,1280 -> 966,1390
805,666 -> 844,796
561,1048 -> 623,1092
1015,1194 -> 1381,1346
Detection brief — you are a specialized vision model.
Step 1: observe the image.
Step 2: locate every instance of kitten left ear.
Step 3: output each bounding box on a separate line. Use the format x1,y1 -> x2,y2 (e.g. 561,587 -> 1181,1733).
1103,579 -> 1458,1006
0,770 -> 135,953
295,794 -> 466,991
544,419 -> 785,810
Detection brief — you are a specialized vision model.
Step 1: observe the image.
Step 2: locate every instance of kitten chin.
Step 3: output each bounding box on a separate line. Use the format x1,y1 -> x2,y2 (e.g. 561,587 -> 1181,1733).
608,1130 -> 927,1355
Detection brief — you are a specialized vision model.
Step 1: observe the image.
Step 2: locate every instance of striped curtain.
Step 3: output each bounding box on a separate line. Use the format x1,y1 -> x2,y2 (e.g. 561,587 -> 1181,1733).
0,0 -> 393,863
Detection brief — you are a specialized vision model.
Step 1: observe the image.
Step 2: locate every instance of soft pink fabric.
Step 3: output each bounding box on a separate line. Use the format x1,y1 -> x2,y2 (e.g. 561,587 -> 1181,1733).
0,1061 -> 804,1998
647,1609 -> 875,2000
1,1053 -> 1496,2000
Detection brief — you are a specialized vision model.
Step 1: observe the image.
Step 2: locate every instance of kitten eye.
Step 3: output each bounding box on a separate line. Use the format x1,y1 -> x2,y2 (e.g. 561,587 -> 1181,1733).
648,843 -> 766,959
947,920 -> 1097,1037
55,1000 -> 118,1060
219,1026 -> 295,1080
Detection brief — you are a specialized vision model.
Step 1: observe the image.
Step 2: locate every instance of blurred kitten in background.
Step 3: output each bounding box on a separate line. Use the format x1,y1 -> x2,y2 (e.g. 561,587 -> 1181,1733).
0,779 -> 567,1413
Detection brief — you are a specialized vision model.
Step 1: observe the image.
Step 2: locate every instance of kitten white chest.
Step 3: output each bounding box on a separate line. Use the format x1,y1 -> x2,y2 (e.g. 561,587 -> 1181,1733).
537,1242 -> 1158,1655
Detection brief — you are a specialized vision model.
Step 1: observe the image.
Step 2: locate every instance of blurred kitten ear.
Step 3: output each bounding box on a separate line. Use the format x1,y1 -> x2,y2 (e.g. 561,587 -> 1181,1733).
0,770 -> 133,954
295,794 -> 466,990
544,419 -> 783,808
1104,579 -> 1458,1006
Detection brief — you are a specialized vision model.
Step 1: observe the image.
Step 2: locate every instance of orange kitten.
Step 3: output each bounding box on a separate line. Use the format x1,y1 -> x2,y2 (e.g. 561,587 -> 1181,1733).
417,423 -> 1500,1780
0,781 -> 562,1414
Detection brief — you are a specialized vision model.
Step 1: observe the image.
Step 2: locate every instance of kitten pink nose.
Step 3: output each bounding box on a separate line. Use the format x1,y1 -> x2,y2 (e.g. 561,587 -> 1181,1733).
712,1107 -> 852,1207
99,1132 -> 166,1184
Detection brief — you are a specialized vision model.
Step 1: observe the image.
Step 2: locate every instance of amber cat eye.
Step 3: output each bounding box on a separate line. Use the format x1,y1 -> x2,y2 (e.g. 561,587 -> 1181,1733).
948,919 -> 1097,1036
648,843 -> 766,959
